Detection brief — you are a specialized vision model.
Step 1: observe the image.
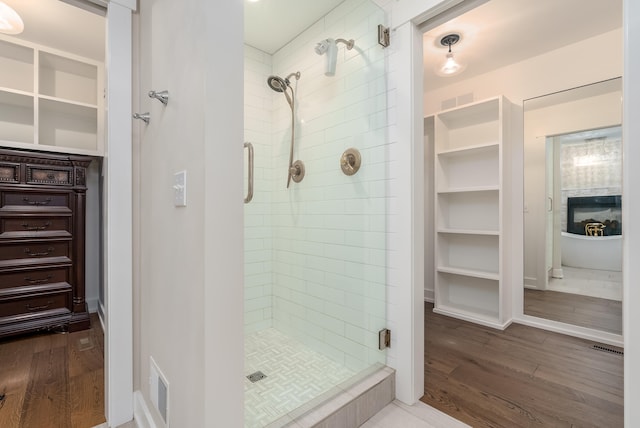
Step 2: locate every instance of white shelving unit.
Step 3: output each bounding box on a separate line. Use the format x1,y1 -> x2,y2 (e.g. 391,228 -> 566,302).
433,96 -> 512,329
0,35 -> 104,156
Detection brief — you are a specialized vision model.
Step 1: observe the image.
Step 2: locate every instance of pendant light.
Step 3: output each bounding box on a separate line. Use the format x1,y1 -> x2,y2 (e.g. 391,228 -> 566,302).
437,33 -> 465,76
0,2 -> 23,35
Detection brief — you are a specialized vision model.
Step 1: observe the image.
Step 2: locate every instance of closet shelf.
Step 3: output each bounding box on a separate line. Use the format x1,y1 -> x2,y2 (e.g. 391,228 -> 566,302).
38,94 -> 98,110
437,228 -> 499,236
0,34 -> 104,155
437,186 -> 499,194
436,142 -> 499,157
0,87 -> 34,98
436,266 -> 499,281
432,95 -> 513,329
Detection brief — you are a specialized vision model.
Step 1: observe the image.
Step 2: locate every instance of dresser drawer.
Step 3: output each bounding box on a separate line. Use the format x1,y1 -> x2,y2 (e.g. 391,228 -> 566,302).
0,290 -> 71,318
0,266 -> 70,290
0,240 -> 71,262
1,191 -> 72,210
0,214 -> 72,237
26,164 -> 73,186
0,162 -> 19,184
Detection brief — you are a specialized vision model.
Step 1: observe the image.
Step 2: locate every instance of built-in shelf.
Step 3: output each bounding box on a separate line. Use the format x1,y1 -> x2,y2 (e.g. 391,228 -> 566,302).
432,96 -> 513,329
0,90 -> 34,144
0,35 -> 103,155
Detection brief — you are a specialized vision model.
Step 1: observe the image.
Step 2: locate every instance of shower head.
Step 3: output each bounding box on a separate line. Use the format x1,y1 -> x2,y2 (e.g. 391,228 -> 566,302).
267,75 -> 288,93
267,72 -> 301,93
267,72 -> 300,109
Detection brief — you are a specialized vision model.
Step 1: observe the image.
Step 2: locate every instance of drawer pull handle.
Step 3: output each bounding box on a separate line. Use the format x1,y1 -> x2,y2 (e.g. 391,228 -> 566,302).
24,275 -> 54,284
22,197 -> 52,206
21,221 -> 51,231
24,247 -> 55,257
25,301 -> 53,311
47,173 -> 55,180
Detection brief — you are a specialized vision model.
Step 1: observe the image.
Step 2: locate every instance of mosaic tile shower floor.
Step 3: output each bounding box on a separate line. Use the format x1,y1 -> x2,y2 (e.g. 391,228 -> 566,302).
245,328 -> 355,427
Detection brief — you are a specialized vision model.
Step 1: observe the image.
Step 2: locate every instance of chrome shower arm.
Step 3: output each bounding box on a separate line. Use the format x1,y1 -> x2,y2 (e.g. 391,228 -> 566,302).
335,38 -> 355,50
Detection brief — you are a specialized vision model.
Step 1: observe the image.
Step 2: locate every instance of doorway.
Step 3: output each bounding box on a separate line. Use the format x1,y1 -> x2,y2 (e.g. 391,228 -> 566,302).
418,0 -> 625,424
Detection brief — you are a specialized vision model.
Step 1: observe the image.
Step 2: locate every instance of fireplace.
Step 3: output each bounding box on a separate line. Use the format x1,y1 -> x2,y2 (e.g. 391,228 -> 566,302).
567,195 -> 622,235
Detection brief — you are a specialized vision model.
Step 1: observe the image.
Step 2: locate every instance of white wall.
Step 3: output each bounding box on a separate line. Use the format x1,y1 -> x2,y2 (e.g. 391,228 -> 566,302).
133,0 -> 244,427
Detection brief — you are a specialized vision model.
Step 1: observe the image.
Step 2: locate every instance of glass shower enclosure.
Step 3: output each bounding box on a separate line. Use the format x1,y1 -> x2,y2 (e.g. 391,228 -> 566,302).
243,0 -> 389,426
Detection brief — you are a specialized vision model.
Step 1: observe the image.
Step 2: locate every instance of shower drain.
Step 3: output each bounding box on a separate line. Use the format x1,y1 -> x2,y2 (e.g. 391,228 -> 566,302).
247,371 -> 267,383
592,344 -> 624,355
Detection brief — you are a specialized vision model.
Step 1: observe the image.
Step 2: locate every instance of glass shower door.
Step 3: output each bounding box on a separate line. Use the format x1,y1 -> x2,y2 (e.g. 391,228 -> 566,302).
243,0 -> 388,425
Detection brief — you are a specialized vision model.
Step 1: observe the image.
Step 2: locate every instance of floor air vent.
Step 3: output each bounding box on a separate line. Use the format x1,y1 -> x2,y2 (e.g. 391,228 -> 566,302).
247,371 -> 267,383
592,344 -> 624,355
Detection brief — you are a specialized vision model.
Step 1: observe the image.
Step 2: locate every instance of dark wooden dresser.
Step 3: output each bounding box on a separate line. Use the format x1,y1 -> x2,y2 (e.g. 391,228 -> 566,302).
0,149 -> 92,338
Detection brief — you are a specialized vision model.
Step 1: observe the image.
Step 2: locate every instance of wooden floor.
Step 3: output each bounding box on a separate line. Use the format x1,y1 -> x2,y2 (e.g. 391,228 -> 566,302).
422,302 -> 624,428
524,288 -> 622,334
0,314 -> 106,428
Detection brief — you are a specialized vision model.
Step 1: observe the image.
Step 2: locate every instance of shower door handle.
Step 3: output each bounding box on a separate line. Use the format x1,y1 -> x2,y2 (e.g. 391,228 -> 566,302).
244,142 -> 254,204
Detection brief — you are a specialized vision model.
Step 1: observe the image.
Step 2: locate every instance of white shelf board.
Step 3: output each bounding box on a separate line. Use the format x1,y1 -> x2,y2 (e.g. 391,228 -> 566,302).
437,228 -> 499,236
437,185 -> 499,194
436,265 -> 499,281
0,90 -> 33,108
0,87 -> 34,98
0,139 -> 102,157
38,94 -> 98,110
437,97 -> 500,128
432,305 -> 508,330
436,142 -> 499,157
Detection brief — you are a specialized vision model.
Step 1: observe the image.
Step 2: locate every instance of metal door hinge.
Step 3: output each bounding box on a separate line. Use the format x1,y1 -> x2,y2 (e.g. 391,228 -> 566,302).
378,25 -> 390,48
379,328 -> 391,350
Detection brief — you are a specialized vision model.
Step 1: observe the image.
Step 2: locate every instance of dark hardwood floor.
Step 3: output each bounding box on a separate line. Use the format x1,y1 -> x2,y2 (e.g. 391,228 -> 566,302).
422,302 -> 624,427
524,288 -> 622,334
0,314 -> 105,428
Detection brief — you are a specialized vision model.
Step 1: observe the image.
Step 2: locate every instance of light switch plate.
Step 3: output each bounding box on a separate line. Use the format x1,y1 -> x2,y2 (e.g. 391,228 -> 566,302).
174,170 -> 186,207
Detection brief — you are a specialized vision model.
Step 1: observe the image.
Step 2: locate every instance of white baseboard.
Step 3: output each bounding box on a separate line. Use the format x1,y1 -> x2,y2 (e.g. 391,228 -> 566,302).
133,390 -> 160,428
134,390 -> 157,428
423,289 -> 434,303
87,297 -> 100,313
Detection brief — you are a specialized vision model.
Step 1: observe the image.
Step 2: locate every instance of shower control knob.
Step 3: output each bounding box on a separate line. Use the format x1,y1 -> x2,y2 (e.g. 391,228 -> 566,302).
290,160 -> 305,183
340,148 -> 361,176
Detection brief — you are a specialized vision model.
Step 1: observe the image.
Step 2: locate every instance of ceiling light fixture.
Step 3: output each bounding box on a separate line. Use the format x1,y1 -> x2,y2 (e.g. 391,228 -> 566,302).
0,2 -> 23,35
437,33 -> 465,76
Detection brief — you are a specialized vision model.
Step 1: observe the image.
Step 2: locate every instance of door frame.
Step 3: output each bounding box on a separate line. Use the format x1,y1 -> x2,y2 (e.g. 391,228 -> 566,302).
104,0 -> 136,425
399,0 -> 639,424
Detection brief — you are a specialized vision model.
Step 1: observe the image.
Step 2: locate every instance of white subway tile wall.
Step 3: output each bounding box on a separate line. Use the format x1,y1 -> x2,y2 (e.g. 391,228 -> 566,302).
244,44 -> 275,334
243,0 -> 390,374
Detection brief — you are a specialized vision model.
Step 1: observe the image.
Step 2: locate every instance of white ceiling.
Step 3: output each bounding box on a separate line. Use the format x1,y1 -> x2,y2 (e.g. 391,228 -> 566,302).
2,0 -> 104,60
244,0 -> 346,54
2,0 -> 622,81
423,0 -> 622,90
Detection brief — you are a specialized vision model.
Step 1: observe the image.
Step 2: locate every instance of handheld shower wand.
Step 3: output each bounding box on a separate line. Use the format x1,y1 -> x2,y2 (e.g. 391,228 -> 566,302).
266,71 -> 304,188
